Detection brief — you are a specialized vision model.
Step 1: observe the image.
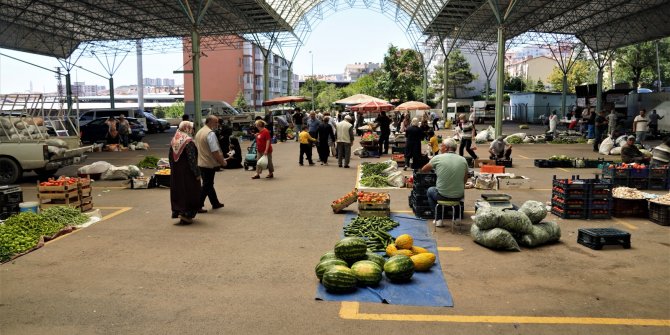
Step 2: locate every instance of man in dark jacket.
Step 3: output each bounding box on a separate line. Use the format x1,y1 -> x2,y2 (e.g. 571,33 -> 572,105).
375,111 -> 392,154
404,118 -> 425,170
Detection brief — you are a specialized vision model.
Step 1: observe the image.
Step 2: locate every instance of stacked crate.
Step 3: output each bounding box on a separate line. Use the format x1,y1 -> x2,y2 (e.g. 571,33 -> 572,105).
601,165 -> 669,190
37,178 -> 93,212
551,176 -> 588,219
357,192 -> 390,217
409,171 -> 436,219
0,185 -> 23,220
649,167 -> 670,190
587,179 -> 613,219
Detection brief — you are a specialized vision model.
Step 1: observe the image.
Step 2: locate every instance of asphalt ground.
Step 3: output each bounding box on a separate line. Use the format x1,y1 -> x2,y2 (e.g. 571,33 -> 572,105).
1,124 -> 669,335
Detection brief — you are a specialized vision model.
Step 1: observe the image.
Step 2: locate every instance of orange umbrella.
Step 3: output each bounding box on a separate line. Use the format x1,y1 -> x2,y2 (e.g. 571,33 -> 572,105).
262,95 -> 310,106
350,101 -> 395,112
394,101 -> 430,111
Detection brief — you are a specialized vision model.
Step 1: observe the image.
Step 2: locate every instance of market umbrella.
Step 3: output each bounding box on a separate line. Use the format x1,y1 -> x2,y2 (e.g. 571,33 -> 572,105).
394,101 -> 430,111
333,94 -> 388,106
262,95 -> 310,106
350,101 -> 395,112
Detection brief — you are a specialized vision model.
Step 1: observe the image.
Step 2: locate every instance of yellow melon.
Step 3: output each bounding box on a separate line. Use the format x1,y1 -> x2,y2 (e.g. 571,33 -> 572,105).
410,246 -> 429,254
410,252 -> 436,271
385,243 -> 398,257
395,234 -> 413,249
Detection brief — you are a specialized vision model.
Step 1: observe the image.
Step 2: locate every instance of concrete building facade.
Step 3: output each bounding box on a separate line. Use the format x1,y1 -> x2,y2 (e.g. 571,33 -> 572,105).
505,56 -> 556,90
182,36 -> 299,113
343,62 -> 380,81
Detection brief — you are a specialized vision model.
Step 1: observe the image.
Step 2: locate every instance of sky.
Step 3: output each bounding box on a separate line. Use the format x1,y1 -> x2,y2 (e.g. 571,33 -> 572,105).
0,9 -> 412,95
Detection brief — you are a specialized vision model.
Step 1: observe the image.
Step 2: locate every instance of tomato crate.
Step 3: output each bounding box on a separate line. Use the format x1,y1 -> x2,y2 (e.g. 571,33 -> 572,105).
649,167 -> 669,179
391,146 -> 405,154
589,189 -> 612,200
358,208 -> 390,218
577,228 -> 631,250
587,211 -> 612,220
647,178 -> 669,190
629,168 -> 649,179
629,178 -> 649,190
612,198 -> 648,218
413,171 -> 437,187
612,168 -> 630,178
551,197 -> 585,210
588,198 -> 612,210
600,166 -> 614,178
588,178 -> 612,191
606,177 -> 629,187
38,188 -> 80,200
551,207 -> 586,219
552,176 -> 589,190
358,201 -> 390,210
551,189 -> 588,200
648,201 -> 670,226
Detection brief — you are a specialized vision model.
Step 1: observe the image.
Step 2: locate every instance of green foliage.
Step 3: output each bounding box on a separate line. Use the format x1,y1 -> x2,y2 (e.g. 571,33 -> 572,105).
232,90 -> 251,113
154,101 -> 184,119
505,75 -> 526,92
432,50 -> 478,100
138,155 -> 159,168
613,39 -> 670,89
533,78 -> 546,92
316,84 -> 344,110
342,73 -> 383,98
297,78 -> 330,111
547,60 -> 595,93
376,45 -> 424,102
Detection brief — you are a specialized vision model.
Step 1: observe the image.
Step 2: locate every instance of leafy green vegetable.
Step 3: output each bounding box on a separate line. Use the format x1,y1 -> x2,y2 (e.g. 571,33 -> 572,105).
360,175 -> 389,188
138,155 -> 160,169
506,136 -> 523,144
361,162 -> 391,178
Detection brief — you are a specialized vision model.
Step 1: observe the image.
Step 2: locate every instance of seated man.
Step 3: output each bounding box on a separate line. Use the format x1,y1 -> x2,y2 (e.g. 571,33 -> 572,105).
420,138 -> 469,227
489,136 -> 512,160
651,137 -> 670,166
621,135 -> 650,164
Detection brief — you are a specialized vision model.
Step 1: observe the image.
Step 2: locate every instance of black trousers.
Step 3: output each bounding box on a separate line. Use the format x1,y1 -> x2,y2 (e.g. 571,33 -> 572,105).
378,131 -> 390,154
299,143 -> 314,164
459,138 -> 478,159
199,167 -> 220,207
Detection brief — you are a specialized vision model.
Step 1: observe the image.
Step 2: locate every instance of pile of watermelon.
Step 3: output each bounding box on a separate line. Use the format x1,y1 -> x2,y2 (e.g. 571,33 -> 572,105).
315,234 -> 436,293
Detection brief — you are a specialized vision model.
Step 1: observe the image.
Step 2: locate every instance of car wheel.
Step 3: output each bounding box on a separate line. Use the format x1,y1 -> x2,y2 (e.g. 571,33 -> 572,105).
0,157 -> 22,185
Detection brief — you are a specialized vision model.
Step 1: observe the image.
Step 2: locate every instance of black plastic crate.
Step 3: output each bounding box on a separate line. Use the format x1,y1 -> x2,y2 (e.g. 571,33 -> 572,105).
552,176 -> 589,191
534,159 -> 553,168
649,201 -> 670,226
410,193 -> 429,207
587,212 -> 612,220
588,198 -> 612,210
577,228 -> 631,250
412,205 -> 434,219
551,207 -> 586,219
629,168 -> 649,179
612,198 -> 648,218
551,197 -> 586,210
588,178 -> 612,191
589,189 -> 612,200
413,171 -> 437,188
608,178 -> 629,187
551,160 -> 574,168
629,178 -> 648,190
391,146 -> 404,154
649,167 -> 669,179
496,158 -> 513,167
0,185 -> 22,205
647,178 -> 669,190
0,204 -> 20,220
552,189 -> 588,200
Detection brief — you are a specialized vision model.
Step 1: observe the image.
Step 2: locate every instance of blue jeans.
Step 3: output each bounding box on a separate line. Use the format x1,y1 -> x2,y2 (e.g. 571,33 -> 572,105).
636,131 -> 646,144
427,187 -> 462,219
587,125 -> 595,139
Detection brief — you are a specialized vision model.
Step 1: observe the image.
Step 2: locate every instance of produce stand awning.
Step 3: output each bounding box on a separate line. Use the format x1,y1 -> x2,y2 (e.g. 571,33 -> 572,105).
395,101 -> 431,111
350,101 -> 395,112
333,94 -> 388,106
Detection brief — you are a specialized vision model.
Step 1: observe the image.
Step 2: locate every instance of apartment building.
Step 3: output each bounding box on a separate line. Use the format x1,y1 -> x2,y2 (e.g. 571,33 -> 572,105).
505,55 -> 556,89
182,35 -> 299,112
343,62 -> 380,81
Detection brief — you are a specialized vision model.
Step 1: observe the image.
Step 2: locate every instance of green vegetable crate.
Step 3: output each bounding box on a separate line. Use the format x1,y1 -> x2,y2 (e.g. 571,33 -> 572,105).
358,208 -> 391,218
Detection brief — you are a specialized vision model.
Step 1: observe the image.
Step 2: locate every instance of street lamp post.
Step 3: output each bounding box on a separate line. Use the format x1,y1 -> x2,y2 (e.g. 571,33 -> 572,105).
310,51 -> 315,111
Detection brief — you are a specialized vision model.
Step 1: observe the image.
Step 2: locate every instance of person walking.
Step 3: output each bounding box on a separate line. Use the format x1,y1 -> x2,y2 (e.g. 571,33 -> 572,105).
336,115 -> 355,168
105,116 -> 119,144
324,112 -> 338,157
169,121 -> 202,225
548,110 -> 558,134
306,111 -> 321,140
375,111 -> 392,154
431,110 -> 440,130
404,118 -> 424,170
633,109 -> 650,144
276,113 -> 289,142
194,115 -> 227,212
298,125 -> 316,166
587,108 -> 596,139
252,119 -> 274,179
456,113 -> 478,160
594,110 -> 608,152
316,116 -> 335,165
649,109 -> 664,138
292,107 -> 304,142
117,114 -> 130,147
607,109 -> 618,137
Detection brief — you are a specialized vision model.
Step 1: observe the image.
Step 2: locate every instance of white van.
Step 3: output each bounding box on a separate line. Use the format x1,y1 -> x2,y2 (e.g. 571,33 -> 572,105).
446,102 -> 472,121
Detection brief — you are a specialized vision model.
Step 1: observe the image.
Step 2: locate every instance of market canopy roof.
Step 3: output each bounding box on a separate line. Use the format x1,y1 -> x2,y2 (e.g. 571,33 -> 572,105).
1,0 -> 669,58
395,101 -> 431,111
333,94 -> 388,106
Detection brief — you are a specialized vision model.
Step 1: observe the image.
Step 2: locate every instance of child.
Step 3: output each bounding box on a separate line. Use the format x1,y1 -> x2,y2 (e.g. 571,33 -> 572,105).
298,125 -> 317,166
428,130 -> 439,156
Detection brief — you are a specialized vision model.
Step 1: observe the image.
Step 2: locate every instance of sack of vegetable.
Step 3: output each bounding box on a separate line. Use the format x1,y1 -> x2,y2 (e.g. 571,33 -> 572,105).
474,207 -> 503,230
518,200 -> 547,225
497,210 -> 533,235
519,221 -> 561,247
471,225 -> 521,251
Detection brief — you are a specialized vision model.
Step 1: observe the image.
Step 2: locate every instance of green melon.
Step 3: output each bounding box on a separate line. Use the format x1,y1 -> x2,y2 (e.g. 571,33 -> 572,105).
322,267 -> 357,293
319,251 -> 339,262
383,255 -> 415,282
351,260 -> 383,286
365,252 -> 386,268
315,259 -> 348,281
334,237 -> 367,262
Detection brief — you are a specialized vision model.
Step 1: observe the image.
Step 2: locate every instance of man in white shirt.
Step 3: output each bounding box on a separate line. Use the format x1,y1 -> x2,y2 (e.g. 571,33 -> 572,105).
633,109 -> 649,144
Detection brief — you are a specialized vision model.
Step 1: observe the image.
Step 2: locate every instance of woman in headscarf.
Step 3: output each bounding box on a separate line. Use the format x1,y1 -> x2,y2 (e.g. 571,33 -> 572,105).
404,118 -> 425,170
316,115 -> 336,165
169,121 -> 202,224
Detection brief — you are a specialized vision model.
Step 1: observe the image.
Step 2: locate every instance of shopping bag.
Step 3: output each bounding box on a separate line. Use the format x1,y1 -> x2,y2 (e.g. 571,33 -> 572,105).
257,155 -> 268,170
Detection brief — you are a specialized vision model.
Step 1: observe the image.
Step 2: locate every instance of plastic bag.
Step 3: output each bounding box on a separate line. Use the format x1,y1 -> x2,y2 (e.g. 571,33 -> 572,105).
475,129 -> 489,143
386,171 -> 405,187
474,207 -> 503,230
519,221 -> 561,247
599,136 -> 614,155
471,225 -> 521,251
46,138 -> 68,148
486,126 -> 495,141
609,147 -> 622,155
78,161 -> 113,175
615,135 -> 628,147
474,174 -> 496,190
257,155 -> 268,170
102,166 -> 133,180
518,200 -> 547,224
497,210 -> 533,234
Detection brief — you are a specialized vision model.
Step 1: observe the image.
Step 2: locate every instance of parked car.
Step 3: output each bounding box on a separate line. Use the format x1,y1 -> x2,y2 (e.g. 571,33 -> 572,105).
79,117 -> 145,143
142,111 -> 170,133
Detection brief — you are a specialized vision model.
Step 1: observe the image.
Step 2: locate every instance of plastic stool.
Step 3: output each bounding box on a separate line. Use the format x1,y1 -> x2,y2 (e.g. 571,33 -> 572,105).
434,199 -> 463,233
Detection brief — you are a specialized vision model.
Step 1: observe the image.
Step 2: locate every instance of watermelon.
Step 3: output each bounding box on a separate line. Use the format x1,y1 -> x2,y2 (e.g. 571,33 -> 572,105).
322,267 -> 357,293
365,252 -> 386,268
384,255 -> 415,282
319,251 -> 339,262
334,237 -> 367,262
351,260 -> 383,286
315,259 -> 348,280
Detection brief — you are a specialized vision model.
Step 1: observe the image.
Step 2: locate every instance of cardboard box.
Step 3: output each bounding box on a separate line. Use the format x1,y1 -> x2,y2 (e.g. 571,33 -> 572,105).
475,159 -> 496,167
497,176 -> 531,190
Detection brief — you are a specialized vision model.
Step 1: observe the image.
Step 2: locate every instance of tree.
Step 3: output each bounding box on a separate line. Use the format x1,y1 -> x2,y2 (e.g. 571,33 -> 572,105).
447,50 -> 477,98
232,90 -> 251,113
375,44 -> 424,102
504,74 -> 526,92
342,72 -> 383,98
533,78 -> 546,92
546,60 -> 595,93
297,78 -> 330,111
613,39 -> 670,89
154,101 -> 184,119
316,84 -> 344,110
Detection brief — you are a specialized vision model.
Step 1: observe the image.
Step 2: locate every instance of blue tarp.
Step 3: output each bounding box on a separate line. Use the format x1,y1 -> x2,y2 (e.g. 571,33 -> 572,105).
315,213 -> 454,307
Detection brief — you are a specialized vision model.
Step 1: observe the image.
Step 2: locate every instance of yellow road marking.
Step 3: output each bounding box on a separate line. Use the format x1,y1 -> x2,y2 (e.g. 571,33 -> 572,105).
557,168 -> 570,172
394,210 -> 413,213
518,155 -> 530,159
44,207 -> 133,244
437,247 -> 463,252
611,217 -> 638,230
339,302 -> 670,327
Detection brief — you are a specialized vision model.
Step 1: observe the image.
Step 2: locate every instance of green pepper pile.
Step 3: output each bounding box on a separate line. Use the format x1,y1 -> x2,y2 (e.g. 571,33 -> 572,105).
343,216 -> 399,252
